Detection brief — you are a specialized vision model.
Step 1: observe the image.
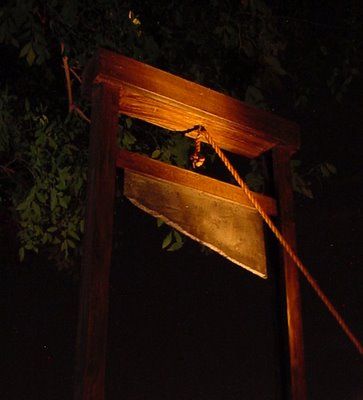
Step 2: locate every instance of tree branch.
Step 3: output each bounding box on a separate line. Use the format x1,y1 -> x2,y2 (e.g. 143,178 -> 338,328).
61,42 -> 73,113
70,67 -> 82,83
74,106 -> 91,124
60,43 -> 90,124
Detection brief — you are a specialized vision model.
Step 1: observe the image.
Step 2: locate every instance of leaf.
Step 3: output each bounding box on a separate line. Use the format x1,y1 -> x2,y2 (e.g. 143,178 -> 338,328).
19,247 -> 25,262
263,55 -> 286,76
36,191 -> 46,203
19,42 -> 31,58
80,219 -> 85,233
320,164 -> 329,177
48,136 -> 57,149
132,17 -> 141,26
57,179 -> 66,190
32,201 -> 41,218
151,149 -> 161,159
325,163 -> 337,175
16,200 -> 28,211
61,240 -> 68,252
26,46 -> 36,66
59,196 -> 68,209
50,189 -> 57,211
47,226 -> 57,233
293,175 -> 314,199
11,37 -> 19,48
156,218 -> 164,228
162,231 -> 172,249
121,130 -> 137,149
160,148 -> 172,164
68,230 -> 80,241
245,85 -> 265,106
125,118 -> 133,129
300,185 -> 313,199
170,135 -> 190,167
42,233 -> 49,244
173,230 -> 183,244
167,241 -> 183,252
67,239 -> 76,248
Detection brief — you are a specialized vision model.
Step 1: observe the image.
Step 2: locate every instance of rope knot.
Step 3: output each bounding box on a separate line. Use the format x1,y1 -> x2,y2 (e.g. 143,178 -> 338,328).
190,126 -> 206,168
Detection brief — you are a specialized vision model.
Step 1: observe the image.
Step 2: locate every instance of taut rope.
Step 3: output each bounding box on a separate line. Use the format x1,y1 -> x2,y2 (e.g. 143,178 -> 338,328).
195,126 -> 362,355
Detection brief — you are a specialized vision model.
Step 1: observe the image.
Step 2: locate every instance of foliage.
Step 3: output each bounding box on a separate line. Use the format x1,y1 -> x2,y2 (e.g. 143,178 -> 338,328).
0,90 -> 87,267
0,0 -> 360,267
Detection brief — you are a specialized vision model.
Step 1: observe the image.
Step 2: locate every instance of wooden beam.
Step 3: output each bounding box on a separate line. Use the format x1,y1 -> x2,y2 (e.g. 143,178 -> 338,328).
272,147 -> 307,400
116,149 -> 277,216
82,49 -> 300,158
74,83 -> 119,400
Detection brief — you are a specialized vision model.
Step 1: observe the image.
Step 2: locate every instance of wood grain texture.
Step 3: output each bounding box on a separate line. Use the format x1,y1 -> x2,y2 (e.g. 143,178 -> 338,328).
74,83 -> 119,400
124,170 -> 267,277
116,149 -> 277,216
82,49 -> 300,158
273,147 -> 307,400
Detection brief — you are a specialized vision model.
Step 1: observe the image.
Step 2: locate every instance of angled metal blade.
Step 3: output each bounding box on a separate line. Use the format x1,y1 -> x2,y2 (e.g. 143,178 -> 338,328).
124,170 -> 267,278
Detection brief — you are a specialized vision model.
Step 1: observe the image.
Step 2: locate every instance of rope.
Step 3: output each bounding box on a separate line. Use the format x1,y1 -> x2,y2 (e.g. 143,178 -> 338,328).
190,132 -> 206,168
199,126 -> 363,356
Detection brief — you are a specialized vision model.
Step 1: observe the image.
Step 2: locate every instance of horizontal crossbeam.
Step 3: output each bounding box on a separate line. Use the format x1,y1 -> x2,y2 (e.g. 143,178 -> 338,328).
116,149 -> 277,216
82,49 -> 300,158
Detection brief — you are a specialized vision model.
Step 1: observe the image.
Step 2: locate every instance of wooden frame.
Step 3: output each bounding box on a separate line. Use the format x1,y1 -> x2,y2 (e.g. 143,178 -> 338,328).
117,149 -> 277,216
82,49 -> 299,158
76,49 -> 306,400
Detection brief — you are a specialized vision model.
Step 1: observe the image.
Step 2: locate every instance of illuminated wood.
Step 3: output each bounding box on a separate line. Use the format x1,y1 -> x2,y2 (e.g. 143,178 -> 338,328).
78,49 -> 306,400
116,149 -> 277,216
273,147 -> 307,400
82,48 -> 300,158
122,169 -> 267,278
74,83 -> 119,400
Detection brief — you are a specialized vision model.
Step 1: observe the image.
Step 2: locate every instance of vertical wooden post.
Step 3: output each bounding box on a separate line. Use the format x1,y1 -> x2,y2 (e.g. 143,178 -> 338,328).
74,83 -> 119,400
272,146 -> 307,400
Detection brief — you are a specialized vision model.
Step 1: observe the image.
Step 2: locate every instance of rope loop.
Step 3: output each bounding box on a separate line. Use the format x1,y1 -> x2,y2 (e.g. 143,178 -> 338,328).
190,126 -> 206,168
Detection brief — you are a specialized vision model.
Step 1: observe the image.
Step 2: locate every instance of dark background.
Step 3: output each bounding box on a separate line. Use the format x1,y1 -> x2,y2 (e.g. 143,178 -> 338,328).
3,164 -> 363,399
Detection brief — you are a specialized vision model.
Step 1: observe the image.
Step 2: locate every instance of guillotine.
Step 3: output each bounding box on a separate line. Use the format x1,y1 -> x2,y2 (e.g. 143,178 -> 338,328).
75,49 -> 306,400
